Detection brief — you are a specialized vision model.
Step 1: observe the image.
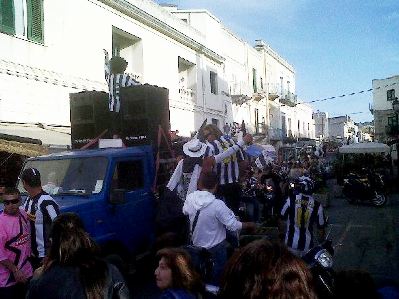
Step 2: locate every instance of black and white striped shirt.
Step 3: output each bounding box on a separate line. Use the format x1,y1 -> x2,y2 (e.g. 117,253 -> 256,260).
204,136 -> 245,185
280,194 -> 326,253
23,191 -> 60,258
104,58 -> 140,112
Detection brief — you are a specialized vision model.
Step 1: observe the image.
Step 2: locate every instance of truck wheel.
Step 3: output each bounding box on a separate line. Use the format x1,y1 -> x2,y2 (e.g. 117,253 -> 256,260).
372,193 -> 387,207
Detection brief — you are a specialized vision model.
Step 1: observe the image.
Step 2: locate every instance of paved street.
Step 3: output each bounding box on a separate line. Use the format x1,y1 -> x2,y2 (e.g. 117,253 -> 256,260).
326,189 -> 399,287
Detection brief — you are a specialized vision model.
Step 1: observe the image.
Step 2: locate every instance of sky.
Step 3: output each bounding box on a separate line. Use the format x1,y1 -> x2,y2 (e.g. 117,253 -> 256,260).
156,0 -> 399,122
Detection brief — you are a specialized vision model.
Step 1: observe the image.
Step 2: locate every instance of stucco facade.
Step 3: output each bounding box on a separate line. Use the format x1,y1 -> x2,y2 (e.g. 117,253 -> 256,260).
372,75 -> 399,142
313,111 -> 329,140
0,0 -> 313,146
328,115 -> 358,143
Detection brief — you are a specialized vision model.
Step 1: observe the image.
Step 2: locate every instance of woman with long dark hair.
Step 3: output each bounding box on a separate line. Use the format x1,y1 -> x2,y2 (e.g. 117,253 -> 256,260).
155,248 -> 204,299
219,239 -> 318,299
26,213 -> 129,299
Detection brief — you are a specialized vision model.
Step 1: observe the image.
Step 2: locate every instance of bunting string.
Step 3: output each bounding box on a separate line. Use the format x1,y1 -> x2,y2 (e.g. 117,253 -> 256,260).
300,82 -> 398,105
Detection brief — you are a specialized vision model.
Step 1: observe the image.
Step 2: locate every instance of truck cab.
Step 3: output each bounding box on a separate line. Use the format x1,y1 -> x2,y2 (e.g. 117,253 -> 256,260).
16,145 -> 156,261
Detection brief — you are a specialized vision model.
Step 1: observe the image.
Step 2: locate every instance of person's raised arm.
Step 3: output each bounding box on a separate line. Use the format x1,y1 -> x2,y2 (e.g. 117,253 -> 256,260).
213,134 -> 253,164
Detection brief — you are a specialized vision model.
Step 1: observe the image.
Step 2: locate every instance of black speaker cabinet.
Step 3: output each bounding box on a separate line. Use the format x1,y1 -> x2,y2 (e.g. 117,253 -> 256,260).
70,91 -> 111,149
120,84 -> 170,147
70,85 -> 170,148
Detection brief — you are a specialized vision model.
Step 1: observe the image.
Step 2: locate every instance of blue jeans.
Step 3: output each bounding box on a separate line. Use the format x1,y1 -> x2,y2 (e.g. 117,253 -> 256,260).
208,240 -> 228,285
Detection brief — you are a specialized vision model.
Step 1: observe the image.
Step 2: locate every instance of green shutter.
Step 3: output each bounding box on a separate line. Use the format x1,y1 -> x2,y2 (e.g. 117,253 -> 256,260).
0,0 -> 15,35
27,0 -> 43,43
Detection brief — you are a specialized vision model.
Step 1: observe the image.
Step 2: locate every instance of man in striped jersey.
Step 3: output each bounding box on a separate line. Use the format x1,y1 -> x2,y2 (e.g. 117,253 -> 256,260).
103,49 -> 140,137
20,168 -> 59,269
280,179 -> 326,257
202,124 -> 248,214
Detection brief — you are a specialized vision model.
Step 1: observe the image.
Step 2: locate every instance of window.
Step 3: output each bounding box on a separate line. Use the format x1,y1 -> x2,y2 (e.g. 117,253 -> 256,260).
387,89 -> 396,101
112,27 -> 143,81
388,115 -> 398,127
260,77 -> 264,90
0,0 -> 44,43
210,71 -> 218,94
18,157 -> 109,195
112,160 -> 144,191
252,68 -> 257,93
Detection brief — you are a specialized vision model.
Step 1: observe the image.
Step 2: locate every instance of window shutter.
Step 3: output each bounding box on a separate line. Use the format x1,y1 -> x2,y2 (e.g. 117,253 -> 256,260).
27,0 -> 44,43
0,0 -> 15,35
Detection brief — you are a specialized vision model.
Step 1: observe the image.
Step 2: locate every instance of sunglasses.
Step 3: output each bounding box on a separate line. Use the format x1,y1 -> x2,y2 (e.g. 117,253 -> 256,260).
3,199 -> 19,205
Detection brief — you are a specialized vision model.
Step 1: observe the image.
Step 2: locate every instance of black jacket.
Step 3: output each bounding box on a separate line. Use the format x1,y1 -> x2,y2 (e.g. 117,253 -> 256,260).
26,263 -> 129,299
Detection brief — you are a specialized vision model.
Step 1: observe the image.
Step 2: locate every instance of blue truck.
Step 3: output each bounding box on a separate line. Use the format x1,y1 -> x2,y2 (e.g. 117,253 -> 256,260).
15,145 -> 158,267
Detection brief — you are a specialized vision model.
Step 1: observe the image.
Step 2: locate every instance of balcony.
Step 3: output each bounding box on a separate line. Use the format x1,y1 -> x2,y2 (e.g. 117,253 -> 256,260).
386,124 -> 399,136
253,91 -> 266,102
179,88 -> 195,102
232,94 -> 251,106
267,83 -> 280,101
280,92 -> 297,107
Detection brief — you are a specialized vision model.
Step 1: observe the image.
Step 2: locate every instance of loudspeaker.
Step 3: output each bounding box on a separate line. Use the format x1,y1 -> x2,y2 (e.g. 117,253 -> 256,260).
70,85 -> 170,148
70,91 -> 111,149
120,84 -> 170,147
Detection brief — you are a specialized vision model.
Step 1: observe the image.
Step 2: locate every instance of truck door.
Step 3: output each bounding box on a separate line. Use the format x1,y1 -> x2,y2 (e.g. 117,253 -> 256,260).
107,157 -> 155,254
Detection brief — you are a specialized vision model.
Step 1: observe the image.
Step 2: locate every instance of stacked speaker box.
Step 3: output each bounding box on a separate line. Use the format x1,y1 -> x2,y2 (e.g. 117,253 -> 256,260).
70,85 -> 170,149
70,91 -> 111,149
120,84 -> 170,147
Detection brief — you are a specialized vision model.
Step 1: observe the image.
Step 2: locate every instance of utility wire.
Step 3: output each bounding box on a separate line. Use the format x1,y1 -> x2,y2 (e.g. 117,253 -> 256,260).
299,82 -> 397,105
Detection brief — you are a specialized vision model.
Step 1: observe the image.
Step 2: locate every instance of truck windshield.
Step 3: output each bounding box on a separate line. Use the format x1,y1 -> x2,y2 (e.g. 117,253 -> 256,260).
17,157 -> 108,196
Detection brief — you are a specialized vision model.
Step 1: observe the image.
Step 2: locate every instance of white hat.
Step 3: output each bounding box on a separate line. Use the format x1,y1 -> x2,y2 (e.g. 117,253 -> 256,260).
183,139 -> 207,158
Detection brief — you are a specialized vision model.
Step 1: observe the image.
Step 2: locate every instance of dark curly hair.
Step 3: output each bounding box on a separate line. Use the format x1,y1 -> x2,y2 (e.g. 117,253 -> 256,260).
219,239 -> 318,299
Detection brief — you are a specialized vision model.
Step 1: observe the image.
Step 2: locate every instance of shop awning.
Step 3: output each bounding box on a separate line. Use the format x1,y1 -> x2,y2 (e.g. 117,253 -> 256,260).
0,123 -> 71,146
338,142 -> 390,154
0,139 -> 48,157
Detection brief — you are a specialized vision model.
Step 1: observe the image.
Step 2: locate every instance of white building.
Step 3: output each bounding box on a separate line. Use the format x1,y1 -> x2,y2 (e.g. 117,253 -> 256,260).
371,75 -> 399,142
328,115 -> 358,143
313,111 -> 329,140
0,0 -> 314,147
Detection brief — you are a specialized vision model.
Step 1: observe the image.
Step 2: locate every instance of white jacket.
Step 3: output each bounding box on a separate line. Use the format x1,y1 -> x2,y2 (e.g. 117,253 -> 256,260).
183,190 -> 242,249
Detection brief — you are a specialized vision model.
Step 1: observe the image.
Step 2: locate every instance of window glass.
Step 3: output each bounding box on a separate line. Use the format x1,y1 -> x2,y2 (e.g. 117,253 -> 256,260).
252,68 -> 257,92
14,0 -> 25,36
210,71 -> 218,94
387,89 -> 395,101
0,0 -> 15,35
18,157 -> 108,195
112,160 -> 144,191
0,0 -> 43,42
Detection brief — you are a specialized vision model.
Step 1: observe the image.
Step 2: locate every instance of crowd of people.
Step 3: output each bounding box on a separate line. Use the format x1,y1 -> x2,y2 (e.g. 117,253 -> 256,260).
155,124 -> 333,297
0,123 -> 394,299
0,168 -> 130,299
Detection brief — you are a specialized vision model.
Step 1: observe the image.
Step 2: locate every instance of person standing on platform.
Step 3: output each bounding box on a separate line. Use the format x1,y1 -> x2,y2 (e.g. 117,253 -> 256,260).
103,49 -> 140,138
